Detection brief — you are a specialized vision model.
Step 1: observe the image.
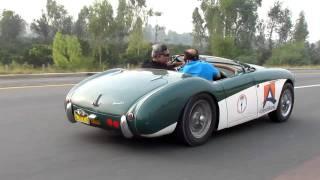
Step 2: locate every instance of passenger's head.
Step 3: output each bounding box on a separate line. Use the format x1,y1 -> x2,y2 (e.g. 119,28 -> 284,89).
151,44 -> 170,64
184,48 -> 199,61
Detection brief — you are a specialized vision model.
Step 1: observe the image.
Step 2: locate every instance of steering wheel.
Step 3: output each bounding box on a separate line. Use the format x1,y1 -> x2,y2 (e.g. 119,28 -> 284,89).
169,55 -> 185,71
171,54 -> 185,63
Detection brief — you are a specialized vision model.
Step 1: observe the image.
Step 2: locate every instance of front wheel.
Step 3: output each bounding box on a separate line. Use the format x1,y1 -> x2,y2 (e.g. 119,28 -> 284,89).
176,93 -> 216,146
269,83 -> 294,122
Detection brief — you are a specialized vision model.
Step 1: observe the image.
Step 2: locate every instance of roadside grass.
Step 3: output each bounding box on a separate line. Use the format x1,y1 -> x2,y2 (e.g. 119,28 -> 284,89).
1,63 -> 319,75
0,63 -> 138,75
0,65 -> 95,74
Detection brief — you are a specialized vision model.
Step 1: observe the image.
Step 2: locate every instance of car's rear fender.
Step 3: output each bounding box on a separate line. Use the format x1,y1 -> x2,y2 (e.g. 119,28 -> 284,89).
128,77 -> 225,136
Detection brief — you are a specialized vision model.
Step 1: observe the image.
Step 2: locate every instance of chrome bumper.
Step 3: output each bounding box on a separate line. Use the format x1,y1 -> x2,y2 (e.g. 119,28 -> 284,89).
120,115 -> 133,138
66,102 -> 133,138
65,102 -> 76,123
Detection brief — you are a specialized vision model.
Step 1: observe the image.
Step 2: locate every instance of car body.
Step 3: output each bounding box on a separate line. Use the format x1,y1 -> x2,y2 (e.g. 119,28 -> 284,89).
65,56 -> 295,146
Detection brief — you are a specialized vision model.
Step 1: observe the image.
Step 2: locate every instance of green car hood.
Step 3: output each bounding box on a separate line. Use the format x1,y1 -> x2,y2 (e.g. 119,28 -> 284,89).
71,69 -> 185,115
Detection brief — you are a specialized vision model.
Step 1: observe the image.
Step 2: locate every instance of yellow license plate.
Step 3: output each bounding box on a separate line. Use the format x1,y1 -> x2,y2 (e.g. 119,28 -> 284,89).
74,113 -> 90,125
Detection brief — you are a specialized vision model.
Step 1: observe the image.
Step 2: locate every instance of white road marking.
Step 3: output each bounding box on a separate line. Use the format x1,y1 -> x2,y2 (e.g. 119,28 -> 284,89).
0,84 -> 76,90
293,72 -> 320,75
295,84 -> 320,89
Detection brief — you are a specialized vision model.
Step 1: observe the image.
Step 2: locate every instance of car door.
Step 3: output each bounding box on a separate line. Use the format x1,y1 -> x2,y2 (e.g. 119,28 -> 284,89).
220,72 -> 258,127
255,79 -> 287,117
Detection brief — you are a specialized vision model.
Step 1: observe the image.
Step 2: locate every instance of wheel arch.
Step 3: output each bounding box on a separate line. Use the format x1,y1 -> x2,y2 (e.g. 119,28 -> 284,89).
285,79 -> 294,87
179,91 -> 220,131
203,92 -> 220,131
284,79 -> 295,102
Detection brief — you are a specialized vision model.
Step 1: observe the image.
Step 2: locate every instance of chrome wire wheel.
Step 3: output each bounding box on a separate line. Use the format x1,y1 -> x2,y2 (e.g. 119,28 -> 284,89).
176,93 -> 216,146
188,99 -> 212,139
280,89 -> 293,117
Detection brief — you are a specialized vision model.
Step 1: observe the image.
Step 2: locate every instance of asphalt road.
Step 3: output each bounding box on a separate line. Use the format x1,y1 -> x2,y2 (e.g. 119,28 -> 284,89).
0,70 -> 320,180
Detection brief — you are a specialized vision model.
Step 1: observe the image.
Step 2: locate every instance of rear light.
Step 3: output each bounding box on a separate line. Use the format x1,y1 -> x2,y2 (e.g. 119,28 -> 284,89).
106,118 -> 120,129
113,121 -> 120,129
107,119 -> 113,127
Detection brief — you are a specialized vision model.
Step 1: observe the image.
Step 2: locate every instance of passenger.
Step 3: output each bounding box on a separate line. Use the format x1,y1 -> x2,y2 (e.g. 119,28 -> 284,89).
142,44 -> 181,70
179,49 -> 220,81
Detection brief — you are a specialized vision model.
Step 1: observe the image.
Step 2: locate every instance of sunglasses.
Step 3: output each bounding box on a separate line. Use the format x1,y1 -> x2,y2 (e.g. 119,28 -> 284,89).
160,53 -> 170,57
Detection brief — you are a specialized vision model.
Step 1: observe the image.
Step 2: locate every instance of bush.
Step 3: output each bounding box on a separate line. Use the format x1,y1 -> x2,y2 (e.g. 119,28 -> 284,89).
23,44 -> 53,67
53,32 -> 94,69
266,41 -> 311,65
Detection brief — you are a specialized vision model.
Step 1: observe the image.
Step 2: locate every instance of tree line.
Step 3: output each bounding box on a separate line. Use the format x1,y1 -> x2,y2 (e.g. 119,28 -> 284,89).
0,0 -> 320,71
0,0 -> 186,70
192,0 -> 320,65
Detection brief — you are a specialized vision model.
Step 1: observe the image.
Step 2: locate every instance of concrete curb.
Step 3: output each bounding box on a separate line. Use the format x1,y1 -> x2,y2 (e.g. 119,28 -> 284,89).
0,72 -> 99,79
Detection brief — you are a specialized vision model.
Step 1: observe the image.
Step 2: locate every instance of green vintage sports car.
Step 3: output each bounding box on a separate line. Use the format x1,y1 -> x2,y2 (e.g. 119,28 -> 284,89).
65,56 -> 295,146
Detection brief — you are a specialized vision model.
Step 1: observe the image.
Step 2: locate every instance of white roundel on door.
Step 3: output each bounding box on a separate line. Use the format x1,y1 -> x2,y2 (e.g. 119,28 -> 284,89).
237,94 -> 247,113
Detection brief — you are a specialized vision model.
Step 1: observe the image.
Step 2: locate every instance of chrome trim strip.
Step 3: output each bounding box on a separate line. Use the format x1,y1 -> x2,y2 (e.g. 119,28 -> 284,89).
141,122 -> 177,138
120,115 -> 134,138
66,102 -> 76,123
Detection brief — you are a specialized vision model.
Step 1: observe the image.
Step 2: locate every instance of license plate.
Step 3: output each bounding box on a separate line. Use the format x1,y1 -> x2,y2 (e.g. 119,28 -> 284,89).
74,113 -> 90,125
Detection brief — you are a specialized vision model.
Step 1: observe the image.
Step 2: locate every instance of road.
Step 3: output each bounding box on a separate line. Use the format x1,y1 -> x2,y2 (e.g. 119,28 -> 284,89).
0,70 -> 320,180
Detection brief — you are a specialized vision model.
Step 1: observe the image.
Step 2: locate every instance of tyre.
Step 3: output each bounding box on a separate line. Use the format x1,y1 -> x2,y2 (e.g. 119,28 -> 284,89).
269,83 -> 294,122
176,93 -> 217,146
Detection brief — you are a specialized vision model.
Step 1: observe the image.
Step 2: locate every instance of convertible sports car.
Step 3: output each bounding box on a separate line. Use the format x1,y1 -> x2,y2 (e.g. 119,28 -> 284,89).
65,56 -> 295,146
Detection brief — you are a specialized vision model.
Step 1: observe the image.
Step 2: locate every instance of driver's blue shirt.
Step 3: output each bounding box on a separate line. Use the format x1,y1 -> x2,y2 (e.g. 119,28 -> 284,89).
179,60 -> 219,81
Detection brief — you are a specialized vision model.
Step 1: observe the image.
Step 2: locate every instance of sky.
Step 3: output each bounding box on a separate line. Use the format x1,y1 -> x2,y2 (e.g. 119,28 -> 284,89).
0,0 -> 319,42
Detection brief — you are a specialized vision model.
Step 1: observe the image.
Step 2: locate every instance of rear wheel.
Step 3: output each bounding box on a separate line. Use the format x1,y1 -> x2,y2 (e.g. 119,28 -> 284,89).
269,83 -> 294,122
176,94 -> 216,146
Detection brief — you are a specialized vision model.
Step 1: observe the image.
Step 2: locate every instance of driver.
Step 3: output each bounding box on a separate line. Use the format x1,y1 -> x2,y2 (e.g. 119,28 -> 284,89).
179,48 -> 220,81
141,44 -> 181,70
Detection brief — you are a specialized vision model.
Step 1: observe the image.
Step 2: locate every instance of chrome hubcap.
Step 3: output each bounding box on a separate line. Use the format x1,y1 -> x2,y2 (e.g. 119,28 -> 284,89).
189,100 -> 212,139
280,89 -> 293,117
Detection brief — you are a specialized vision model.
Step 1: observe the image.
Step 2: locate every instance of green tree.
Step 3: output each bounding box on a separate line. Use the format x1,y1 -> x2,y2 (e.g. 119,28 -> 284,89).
111,0 -> 134,64
31,0 -> 73,42
199,0 -> 261,58
267,41 -> 310,65
0,10 -> 25,42
267,1 -> 282,50
258,1 -> 293,65
192,7 -> 206,50
46,0 -> 72,34
52,32 -> 91,69
278,8 -> 292,44
308,42 -> 320,64
293,11 -> 309,42
115,0 -> 133,44
88,0 -> 114,68
23,44 -> 53,66
126,17 -> 150,64
73,6 -> 90,40
31,13 -> 51,43
254,20 -> 270,65
267,2 -> 292,46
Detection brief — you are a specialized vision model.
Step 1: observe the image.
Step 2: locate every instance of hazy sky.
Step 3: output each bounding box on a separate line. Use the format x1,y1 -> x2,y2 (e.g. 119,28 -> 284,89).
0,0 -> 319,42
